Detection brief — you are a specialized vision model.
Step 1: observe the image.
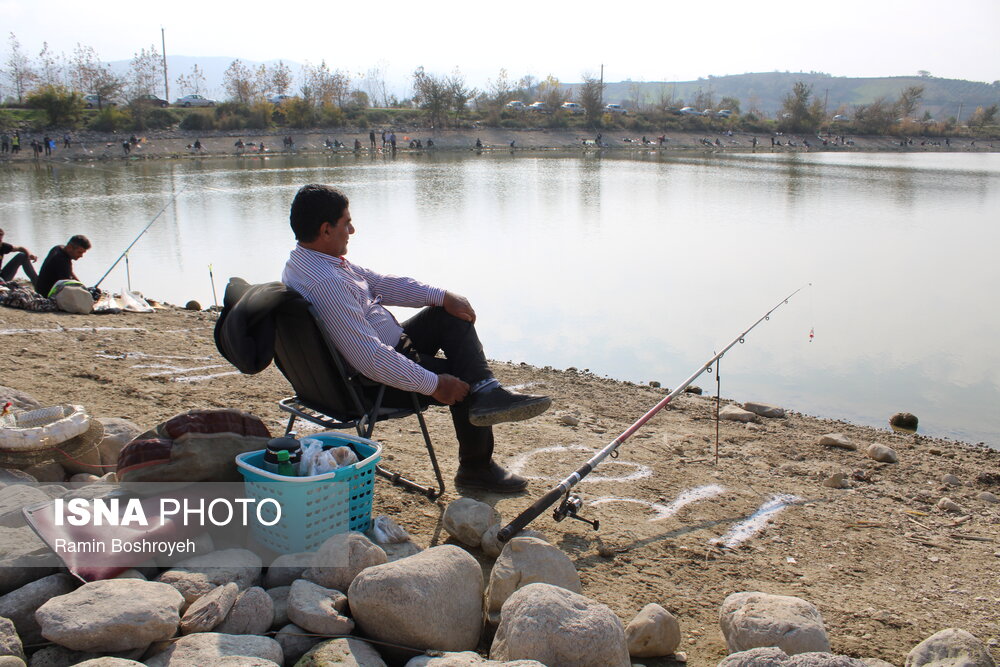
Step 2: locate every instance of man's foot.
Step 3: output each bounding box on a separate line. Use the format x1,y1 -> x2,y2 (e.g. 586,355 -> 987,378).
468,387 -> 551,427
454,461 -> 528,494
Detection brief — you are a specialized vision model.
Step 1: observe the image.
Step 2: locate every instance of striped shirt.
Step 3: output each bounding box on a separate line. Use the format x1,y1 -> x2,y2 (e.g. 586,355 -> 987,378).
282,244 -> 445,395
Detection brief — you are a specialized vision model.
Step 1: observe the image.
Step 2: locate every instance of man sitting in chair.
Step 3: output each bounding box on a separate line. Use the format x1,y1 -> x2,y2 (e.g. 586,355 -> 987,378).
282,184 -> 551,493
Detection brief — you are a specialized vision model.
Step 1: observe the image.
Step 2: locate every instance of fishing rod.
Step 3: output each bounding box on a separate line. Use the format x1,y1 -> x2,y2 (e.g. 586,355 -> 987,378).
93,187 -> 186,289
496,285 -> 808,543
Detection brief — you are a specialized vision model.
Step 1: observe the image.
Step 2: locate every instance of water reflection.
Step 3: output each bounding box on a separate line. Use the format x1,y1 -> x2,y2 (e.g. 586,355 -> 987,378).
2,152 -> 998,447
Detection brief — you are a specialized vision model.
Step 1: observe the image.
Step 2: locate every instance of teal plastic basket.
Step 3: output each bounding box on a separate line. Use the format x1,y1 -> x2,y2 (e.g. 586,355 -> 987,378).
236,432 -> 381,553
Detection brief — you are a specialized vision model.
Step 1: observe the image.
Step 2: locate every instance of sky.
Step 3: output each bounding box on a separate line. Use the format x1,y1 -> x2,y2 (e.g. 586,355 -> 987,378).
3,0 -> 999,93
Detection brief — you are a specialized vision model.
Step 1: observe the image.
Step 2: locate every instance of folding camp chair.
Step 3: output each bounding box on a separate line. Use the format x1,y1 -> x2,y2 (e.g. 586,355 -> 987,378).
272,296 -> 445,499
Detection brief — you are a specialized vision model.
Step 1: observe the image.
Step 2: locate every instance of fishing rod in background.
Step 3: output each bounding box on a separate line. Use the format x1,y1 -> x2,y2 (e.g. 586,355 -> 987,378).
93,186 -> 187,289
497,285 -> 809,543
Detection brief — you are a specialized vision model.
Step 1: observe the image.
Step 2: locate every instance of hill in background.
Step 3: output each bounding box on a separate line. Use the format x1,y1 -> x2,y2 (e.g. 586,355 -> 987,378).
123,57 -> 999,120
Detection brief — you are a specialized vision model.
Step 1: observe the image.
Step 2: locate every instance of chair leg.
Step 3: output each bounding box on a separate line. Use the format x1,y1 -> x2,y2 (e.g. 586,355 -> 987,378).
284,414 -> 298,435
363,388 -> 445,499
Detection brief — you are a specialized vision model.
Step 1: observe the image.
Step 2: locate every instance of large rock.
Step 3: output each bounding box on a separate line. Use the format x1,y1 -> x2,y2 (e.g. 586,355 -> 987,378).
480,526 -> 547,560
264,552 -> 314,588
0,387 -> 42,411
349,545 -> 483,652
305,532 -> 386,592
720,405 -> 757,423
68,660 -> 145,667
179,582 -> 239,634
905,628 -> 996,667
0,617 -> 24,662
442,497 -> 500,547
490,583 -> 630,667
287,579 -> 353,636
144,633 -> 283,667
36,579 -> 183,652
625,603 -> 681,658
485,537 -> 581,624
296,637 -> 387,666
0,573 -> 76,643
20,645 -> 144,666
274,623 -> 321,664
718,647 -> 869,666
866,444 -> 898,464
818,434 -> 857,451
157,548 -> 262,605
743,402 -> 786,419
0,469 -> 35,486
406,653 -> 545,666
266,586 -> 290,628
96,418 -> 143,467
215,586 -> 273,635
0,658 -> 24,667
719,592 -> 830,656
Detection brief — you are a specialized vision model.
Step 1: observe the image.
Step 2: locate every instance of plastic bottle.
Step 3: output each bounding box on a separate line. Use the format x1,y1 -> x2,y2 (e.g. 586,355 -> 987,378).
276,449 -> 296,477
265,432 -> 301,474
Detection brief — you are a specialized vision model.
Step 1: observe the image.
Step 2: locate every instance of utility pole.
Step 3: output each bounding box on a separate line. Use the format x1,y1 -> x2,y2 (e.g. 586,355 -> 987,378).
956,102 -> 964,125
161,27 -> 169,103
824,88 -> 829,117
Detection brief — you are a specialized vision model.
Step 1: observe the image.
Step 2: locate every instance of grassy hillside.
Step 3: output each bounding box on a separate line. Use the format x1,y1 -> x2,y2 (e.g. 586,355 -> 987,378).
580,72 -> 1000,120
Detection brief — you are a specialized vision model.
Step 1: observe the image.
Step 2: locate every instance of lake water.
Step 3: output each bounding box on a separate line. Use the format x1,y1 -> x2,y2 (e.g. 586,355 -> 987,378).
2,150 -> 999,448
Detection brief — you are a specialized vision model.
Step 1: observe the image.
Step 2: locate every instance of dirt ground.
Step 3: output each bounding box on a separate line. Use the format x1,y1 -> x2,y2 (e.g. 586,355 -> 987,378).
1,304 -> 998,666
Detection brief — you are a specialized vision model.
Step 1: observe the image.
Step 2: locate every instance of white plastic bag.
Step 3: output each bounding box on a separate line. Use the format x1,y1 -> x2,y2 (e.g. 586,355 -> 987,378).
299,438 -> 360,476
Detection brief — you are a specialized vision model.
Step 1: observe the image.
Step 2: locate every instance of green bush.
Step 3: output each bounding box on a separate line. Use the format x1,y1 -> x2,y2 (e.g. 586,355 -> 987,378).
26,85 -> 83,127
179,111 -> 215,131
142,108 -> 178,130
87,106 -> 130,132
246,102 -> 274,129
318,103 -> 345,127
366,110 -> 389,125
284,98 -> 317,128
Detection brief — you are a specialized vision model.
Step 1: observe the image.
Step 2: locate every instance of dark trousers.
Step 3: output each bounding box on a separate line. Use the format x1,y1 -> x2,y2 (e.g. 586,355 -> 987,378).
0,253 -> 38,286
373,307 -> 497,468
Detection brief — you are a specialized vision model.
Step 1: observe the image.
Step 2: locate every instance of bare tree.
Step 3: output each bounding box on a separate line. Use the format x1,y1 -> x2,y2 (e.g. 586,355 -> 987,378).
127,45 -> 163,102
363,61 -> 390,108
303,60 -> 350,107
779,81 -> 823,132
223,59 -> 255,104
175,63 -> 206,96
447,68 -> 476,123
894,85 -> 924,119
5,32 -> 36,103
579,73 -> 605,124
270,61 -> 293,96
71,43 -> 121,107
37,42 -> 64,87
538,75 -> 568,110
412,66 -> 450,128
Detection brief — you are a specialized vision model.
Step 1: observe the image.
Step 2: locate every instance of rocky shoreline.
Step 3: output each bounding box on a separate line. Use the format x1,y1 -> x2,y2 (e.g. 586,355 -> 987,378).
1,127 -> 996,162
1,299 -> 999,666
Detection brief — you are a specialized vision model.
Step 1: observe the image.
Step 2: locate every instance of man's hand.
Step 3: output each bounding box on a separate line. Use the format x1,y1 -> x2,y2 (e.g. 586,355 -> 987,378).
432,374 -> 469,405
443,291 -> 476,324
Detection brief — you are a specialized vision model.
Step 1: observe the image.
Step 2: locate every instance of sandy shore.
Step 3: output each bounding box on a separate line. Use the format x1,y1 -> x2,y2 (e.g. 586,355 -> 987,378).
1,304 -> 998,665
2,127 -> 996,162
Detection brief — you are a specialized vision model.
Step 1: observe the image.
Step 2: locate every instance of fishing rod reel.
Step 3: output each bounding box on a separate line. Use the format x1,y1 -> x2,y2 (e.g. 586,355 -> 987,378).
553,492 -> 599,531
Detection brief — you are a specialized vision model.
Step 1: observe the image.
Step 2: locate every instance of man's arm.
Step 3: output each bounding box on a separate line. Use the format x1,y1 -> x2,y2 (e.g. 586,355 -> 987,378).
12,246 -> 36,262
358,266 -> 477,324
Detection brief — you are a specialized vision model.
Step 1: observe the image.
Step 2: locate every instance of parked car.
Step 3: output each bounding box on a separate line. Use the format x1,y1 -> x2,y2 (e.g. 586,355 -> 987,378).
505,100 -> 525,110
561,102 -> 584,115
83,94 -> 116,109
679,107 -> 703,116
528,101 -> 551,113
133,94 -> 169,108
832,114 -> 849,122
604,103 -> 626,115
175,94 -> 216,107
268,94 -> 294,105
715,109 -> 733,118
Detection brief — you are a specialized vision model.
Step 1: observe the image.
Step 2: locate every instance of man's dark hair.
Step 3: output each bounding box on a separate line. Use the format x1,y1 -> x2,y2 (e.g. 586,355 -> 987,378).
67,235 -> 91,249
289,184 -> 349,242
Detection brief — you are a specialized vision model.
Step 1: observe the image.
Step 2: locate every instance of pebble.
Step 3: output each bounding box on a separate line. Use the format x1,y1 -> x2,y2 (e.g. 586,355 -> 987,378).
941,474 -> 962,487
823,473 -> 849,489
978,491 -> 998,504
559,414 -> 580,427
818,433 -> 857,450
937,497 -> 963,513
866,443 -> 898,463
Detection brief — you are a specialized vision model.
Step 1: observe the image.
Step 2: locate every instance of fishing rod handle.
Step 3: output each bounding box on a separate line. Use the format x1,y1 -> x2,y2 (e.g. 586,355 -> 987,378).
497,486 -> 565,543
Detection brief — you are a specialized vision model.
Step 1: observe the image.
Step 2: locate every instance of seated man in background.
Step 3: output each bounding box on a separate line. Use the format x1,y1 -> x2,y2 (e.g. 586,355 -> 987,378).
0,228 -> 39,288
282,184 -> 551,493
36,235 -> 91,297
